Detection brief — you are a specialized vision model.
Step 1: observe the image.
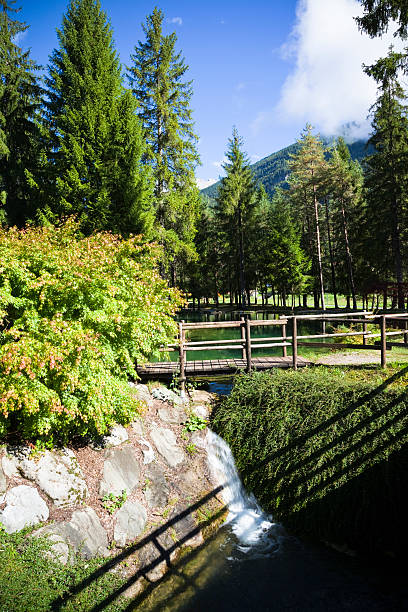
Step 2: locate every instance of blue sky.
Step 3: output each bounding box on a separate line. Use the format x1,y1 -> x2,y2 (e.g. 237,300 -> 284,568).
17,0 -> 404,187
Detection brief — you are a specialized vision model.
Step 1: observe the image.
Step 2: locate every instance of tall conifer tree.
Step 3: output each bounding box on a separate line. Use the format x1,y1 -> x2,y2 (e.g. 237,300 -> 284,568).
217,128 -> 256,307
44,0 -> 153,236
288,125 -> 328,309
0,0 -> 42,225
363,50 -> 408,308
128,7 -> 200,276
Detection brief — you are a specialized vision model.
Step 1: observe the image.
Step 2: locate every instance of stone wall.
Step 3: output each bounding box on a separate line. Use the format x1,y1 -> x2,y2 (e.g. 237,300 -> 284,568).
0,385 -> 221,594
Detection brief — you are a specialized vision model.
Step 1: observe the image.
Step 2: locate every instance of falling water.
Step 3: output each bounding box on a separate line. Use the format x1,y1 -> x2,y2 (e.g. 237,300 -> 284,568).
206,429 -> 285,558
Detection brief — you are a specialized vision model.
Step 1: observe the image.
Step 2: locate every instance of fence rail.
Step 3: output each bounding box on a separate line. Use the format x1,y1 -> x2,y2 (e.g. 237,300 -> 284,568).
155,312 -> 408,392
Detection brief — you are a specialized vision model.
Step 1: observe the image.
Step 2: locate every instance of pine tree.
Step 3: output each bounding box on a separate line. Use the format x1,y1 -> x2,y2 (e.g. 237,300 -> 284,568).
216,128 -> 256,307
44,0 -> 153,235
328,138 -> 363,310
128,7 -> 200,273
363,50 -> 408,308
267,189 -> 309,307
0,0 -> 43,225
288,125 -> 328,309
356,1 -> 408,39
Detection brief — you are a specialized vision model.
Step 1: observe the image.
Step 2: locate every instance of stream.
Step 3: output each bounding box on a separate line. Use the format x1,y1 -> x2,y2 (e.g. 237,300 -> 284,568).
138,430 -> 407,612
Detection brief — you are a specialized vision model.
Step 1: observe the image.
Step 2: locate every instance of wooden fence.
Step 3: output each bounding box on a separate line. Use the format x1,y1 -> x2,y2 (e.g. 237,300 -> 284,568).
156,312 -> 408,392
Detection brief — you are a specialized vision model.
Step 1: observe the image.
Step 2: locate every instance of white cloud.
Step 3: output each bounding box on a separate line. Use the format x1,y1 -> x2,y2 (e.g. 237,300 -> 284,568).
167,16 -> 183,26
250,110 -> 274,135
235,82 -> 246,91
250,154 -> 261,163
196,177 -> 218,190
276,0 -> 405,139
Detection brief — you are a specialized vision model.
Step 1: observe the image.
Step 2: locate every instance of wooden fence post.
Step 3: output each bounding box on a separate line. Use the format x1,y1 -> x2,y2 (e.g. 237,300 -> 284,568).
282,320 -> 287,358
363,315 -> 367,346
240,316 -> 246,361
179,320 -> 186,394
292,316 -> 298,370
245,316 -> 252,373
404,319 -> 408,345
380,315 -> 387,369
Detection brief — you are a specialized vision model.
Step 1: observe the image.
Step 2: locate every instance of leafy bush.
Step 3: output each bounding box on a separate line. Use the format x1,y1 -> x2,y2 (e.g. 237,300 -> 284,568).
0,220 -> 183,442
0,525 -> 126,611
212,367 -> 408,556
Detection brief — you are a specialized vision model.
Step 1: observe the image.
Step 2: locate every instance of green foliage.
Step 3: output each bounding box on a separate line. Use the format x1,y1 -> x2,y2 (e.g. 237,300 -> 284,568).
356,0 -> 408,39
102,490 -> 127,514
128,7 -> 200,271
44,0 -> 153,236
0,220 -> 183,442
0,1 -> 43,226
182,413 -> 208,433
363,49 -> 408,307
185,442 -> 198,456
0,526 -> 126,611
212,367 -> 408,555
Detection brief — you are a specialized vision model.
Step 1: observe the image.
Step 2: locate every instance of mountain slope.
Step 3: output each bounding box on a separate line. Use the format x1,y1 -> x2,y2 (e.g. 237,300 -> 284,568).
201,138 -> 372,200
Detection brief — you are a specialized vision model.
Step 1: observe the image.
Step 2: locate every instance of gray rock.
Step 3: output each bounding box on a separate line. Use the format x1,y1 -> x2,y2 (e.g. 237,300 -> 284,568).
151,386 -> 183,406
33,508 -> 108,562
191,404 -> 209,420
114,500 -> 147,547
0,463 -> 6,497
33,525 -> 72,565
0,485 -> 49,533
150,424 -> 185,468
138,438 -> 155,464
65,508 -> 109,559
130,384 -> 154,409
19,449 -> 88,507
131,420 -> 144,436
138,531 -> 174,582
102,425 -> 128,448
157,405 -> 186,425
99,446 -> 141,497
191,430 -> 207,450
2,454 -> 19,478
170,504 -> 203,548
190,390 -> 214,405
144,463 -> 169,509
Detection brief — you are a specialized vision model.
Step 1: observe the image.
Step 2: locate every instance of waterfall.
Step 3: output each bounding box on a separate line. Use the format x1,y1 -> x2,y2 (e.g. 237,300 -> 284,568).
206,429 -> 285,557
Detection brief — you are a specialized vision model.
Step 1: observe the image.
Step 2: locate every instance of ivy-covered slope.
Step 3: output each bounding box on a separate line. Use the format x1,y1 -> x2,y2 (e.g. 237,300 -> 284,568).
212,367 -> 408,557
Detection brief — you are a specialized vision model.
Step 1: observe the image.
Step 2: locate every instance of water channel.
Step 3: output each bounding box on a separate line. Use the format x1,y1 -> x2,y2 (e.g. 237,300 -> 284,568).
137,430 -> 407,612
138,310 -> 407,611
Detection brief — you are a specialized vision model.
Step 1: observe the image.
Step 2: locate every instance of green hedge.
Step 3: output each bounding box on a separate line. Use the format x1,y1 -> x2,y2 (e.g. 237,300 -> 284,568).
212,367 -> 408,556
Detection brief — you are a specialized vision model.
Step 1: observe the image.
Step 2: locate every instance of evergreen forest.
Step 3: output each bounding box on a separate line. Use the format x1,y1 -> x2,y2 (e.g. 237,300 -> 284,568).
1,0 -> 408,313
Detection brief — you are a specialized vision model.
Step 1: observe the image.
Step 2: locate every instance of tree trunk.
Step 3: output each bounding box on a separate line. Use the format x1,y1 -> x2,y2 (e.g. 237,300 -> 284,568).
237,203 -> 246,308
324,198 -> 338,308
340,202 -> 357,310
312,180 -> 326,310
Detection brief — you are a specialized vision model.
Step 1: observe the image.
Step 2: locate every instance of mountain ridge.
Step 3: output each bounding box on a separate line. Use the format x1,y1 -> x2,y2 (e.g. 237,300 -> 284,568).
201,138 -> 372,200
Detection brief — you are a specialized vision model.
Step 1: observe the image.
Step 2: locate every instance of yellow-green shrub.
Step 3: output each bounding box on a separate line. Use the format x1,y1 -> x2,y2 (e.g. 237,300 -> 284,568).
0,220 -> 183,442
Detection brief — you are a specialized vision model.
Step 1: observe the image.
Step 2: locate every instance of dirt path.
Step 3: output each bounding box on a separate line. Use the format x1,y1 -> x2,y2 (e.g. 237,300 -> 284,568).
316,351 -> 382,366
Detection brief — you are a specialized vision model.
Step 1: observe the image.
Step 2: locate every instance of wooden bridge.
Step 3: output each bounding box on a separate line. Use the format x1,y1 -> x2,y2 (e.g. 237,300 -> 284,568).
136,312 -> 408,391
